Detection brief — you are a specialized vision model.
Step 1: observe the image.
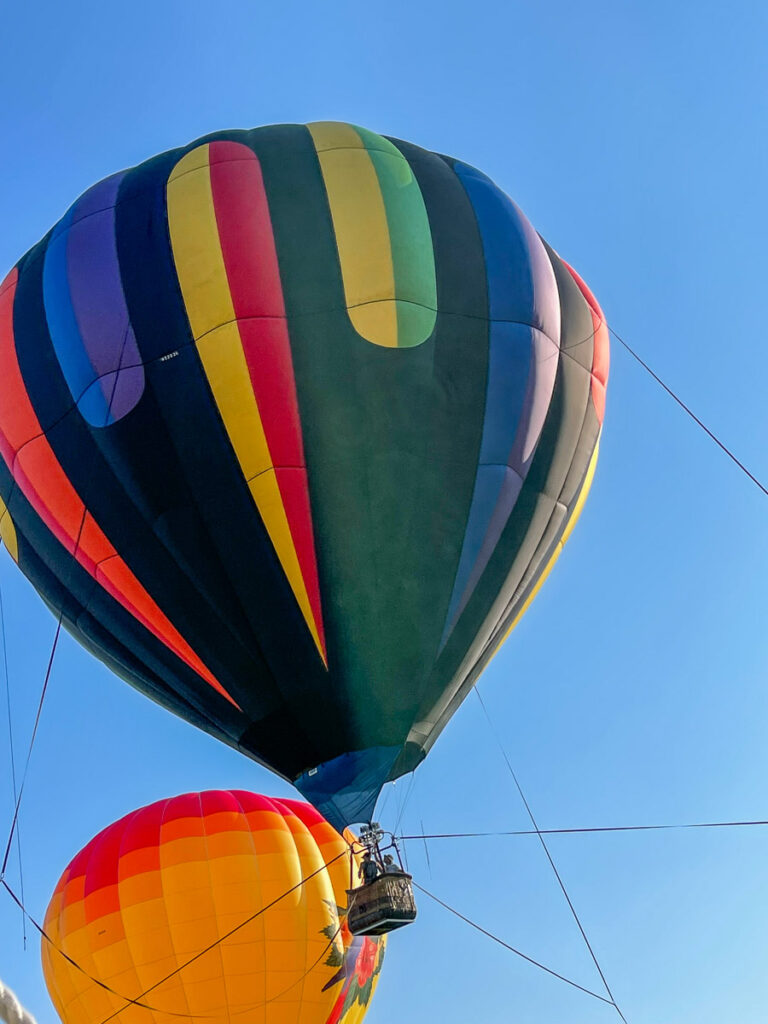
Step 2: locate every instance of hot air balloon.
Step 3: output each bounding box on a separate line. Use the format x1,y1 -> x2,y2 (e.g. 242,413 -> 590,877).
42,792 -> 385,1024
0,122 -> 608,831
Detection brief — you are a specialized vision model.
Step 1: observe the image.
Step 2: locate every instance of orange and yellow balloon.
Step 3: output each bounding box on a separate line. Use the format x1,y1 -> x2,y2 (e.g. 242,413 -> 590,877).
42,792 -> 385,1024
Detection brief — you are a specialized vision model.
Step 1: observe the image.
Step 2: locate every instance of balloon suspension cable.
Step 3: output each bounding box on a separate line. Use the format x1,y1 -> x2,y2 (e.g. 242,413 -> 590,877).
1,331 -> 136,881
0,612 -> 65,879
358,822 -> 386,859
399,818 -> 768,840
352,823 -> 406,872
606,323 -> 768,498
474,686 -> 629,1024
413,881 -> 617,1009
0,577 -> 26,946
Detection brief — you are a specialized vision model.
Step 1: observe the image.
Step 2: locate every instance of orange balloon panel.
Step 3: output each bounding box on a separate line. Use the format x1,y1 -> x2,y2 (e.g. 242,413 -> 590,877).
42,792 -> 385,1024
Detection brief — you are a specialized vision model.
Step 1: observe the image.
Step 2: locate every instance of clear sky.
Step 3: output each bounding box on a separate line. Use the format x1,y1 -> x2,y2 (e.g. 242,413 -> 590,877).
2,1 -> 768,1022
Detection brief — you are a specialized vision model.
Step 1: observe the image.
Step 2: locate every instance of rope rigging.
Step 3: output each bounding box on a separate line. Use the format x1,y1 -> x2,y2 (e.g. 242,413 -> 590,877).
1,331 -> 135,878
0,614 -> 64,878
400,818 -> 768,841
1,575 -> 26,946
414,881 -> 616,1008
608,323 -> 768,497
474,686 -> 629,1023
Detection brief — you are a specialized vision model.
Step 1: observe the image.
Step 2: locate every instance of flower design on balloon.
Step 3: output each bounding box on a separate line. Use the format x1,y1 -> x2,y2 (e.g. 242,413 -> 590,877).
321,901 -> 386,1023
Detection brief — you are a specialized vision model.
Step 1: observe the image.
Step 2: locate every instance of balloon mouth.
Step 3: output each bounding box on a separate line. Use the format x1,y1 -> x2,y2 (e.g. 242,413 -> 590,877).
295,746 -> 402,832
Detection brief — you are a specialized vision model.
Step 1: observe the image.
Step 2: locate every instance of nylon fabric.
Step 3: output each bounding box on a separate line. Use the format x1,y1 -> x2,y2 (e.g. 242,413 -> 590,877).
41,792 -> 385,1024
1,122 -> 607,826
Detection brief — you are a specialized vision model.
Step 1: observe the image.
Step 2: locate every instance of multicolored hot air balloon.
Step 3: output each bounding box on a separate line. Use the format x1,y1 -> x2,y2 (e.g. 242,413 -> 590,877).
0,122 -> 608,829
42,792 -> 385,1024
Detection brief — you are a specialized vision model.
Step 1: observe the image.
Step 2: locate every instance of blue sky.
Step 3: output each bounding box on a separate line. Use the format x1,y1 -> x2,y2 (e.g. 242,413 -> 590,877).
2,1 -> 768,1021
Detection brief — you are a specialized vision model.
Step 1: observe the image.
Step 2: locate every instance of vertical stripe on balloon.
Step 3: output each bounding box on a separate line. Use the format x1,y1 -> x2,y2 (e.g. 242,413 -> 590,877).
0,494 -> 17,561
563,261 -> 609,424
495,437 -> 601,650
308,121 -> 437,348
42,172 -> 145,426
440,164 -> 561,646
166,141 -> 327,665
0,268 -> 234,705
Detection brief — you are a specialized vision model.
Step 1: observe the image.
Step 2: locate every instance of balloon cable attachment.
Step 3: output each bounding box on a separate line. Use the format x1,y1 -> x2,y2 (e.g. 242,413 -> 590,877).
346,823 -> 417,936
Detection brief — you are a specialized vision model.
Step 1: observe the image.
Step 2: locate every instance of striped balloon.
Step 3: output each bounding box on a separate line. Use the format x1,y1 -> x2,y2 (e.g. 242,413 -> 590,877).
42,792 -> 385,1024
1,122 -> 607,829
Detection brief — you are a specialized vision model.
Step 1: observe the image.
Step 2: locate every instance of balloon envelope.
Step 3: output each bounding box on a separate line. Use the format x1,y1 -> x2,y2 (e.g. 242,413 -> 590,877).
42,792 -> 384,1024
0,122 -> 608,827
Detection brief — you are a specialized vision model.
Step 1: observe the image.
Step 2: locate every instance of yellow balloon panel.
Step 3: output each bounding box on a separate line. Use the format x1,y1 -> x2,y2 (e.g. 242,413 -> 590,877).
42,793 -> 385,1024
